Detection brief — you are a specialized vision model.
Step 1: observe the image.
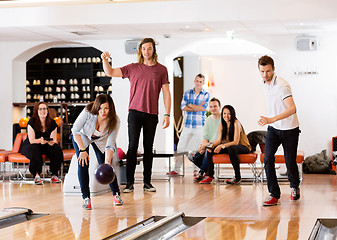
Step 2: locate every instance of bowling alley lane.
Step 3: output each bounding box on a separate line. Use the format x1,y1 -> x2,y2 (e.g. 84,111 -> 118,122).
0,173 -> 336,239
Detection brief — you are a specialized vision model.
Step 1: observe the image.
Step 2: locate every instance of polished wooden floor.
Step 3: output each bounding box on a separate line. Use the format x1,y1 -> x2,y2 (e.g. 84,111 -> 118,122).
0,171 -> 337,239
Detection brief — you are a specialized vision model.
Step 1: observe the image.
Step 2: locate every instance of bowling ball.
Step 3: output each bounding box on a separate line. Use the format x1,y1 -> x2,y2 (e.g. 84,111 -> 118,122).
94,163 -> 115,185
19,117 -> 29,128
117,148 -> 126,160
54,117 -> 61,127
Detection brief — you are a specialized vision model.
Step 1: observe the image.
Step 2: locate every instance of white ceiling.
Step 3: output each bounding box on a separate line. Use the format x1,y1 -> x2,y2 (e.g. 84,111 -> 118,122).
0,20 -> 334,42
0,0 -> 337,42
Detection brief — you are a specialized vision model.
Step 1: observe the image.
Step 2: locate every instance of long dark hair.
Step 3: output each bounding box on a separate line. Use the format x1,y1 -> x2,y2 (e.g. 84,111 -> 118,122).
221,105 -> 237,142
32,102 -> 52,133
86,94 -> 117,134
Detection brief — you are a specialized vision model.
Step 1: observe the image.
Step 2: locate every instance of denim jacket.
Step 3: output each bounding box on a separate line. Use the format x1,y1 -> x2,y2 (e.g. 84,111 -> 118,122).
71,108 -> 120,154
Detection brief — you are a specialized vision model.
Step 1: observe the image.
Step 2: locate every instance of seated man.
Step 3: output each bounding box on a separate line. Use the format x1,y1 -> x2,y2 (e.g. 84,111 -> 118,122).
189,97 -> 221,182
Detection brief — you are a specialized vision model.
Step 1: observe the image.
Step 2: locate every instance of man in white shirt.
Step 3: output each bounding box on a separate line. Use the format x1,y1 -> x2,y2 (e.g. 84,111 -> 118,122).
258,55 -> 301,206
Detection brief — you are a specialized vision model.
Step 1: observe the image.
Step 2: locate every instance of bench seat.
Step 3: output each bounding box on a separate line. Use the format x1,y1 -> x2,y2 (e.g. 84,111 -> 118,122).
213,153 -> 258,182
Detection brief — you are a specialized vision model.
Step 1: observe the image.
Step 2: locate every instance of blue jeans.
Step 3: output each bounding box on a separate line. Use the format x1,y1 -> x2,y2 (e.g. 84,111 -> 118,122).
264,126 -> 300,199
192,151 -> 208,173
127,110 -> 158,184
73,138 -> 120,199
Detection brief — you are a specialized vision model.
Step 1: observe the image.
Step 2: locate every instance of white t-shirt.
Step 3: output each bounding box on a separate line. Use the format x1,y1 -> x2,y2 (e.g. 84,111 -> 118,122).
262,74 -> 299,130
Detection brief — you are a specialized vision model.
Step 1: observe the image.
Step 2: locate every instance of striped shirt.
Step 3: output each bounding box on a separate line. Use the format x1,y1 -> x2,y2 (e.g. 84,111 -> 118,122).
181,88 -> 210,128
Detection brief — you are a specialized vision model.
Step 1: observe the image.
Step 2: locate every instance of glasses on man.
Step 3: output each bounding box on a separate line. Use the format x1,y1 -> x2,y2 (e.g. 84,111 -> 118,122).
38,108 -> 48,111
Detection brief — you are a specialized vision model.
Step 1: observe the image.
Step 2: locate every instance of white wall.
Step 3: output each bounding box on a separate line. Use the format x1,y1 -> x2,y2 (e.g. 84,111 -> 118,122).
200,34 -> 337,156
201,56 -> 267,134
183,55 -> 201,90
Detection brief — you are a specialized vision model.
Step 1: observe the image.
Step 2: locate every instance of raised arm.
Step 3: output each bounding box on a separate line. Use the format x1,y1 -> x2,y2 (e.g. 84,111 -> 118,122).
101,52 -> 123,77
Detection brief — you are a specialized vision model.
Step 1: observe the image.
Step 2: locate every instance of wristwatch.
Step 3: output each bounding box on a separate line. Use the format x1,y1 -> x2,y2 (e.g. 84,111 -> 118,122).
222,144 -> 226,149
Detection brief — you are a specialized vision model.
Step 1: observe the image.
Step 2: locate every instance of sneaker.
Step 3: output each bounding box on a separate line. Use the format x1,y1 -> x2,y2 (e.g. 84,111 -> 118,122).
51,175 -> 61,183
199,176 -> 213,184
82,198 -> 92,210
194,172 -> 204,182
188,153 -> 195,162
263,196 -> 279,206
123,183 -> 134,193
290,187 -> 300,201
225,177 -> 242,185
144,183 -> 156,192
166,171 -> 179,176
114,193 -> 124,206
34,176 -> 43,185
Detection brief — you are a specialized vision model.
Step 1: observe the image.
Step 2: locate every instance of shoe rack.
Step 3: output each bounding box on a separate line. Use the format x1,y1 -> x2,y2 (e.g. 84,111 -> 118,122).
26,47 -> 112,105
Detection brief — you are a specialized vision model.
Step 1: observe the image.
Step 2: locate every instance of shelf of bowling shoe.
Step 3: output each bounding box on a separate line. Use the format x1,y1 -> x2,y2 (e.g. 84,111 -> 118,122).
93,83 -> 111,86
66,84 -> 91,86
26,91 -> 44,94
94,91 -> 108,94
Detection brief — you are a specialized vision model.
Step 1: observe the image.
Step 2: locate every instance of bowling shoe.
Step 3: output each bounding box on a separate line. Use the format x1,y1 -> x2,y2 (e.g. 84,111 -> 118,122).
114,194 -> 124,206
143,183 -> 156,192
123,183 -> 134,193
34,176 -> 43,185
225,177 -> 242,185
199,176 -> 213,184
51,175 -> 61,183
290,187 -> 300,201
263,196 -> 279,206
82,198 -> 92,210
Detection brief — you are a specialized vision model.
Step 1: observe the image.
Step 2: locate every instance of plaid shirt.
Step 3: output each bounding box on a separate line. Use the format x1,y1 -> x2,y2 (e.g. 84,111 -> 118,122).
181,88 -> 210,128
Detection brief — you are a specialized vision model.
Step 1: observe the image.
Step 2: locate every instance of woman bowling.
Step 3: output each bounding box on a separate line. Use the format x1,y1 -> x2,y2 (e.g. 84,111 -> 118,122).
20,102 -> 64,185
72,94 -> 123,210
200,105 -> 251,184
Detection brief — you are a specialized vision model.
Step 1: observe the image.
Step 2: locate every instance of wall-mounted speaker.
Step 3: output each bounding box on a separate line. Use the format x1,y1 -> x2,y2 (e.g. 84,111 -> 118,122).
296,37 -> 318,51
125,40 -> 140,55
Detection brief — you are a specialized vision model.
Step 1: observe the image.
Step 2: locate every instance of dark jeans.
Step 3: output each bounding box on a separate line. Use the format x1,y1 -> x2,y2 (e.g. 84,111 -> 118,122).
73,138 -> 120,199
21,141 -> 64,176
206,145 -> 250,179
127,109 -> 158,184
192,151 -> 208,173
264,126 -> 300,199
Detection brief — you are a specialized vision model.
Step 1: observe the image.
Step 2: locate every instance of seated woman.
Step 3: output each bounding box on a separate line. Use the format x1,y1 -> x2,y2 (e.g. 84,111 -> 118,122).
200,105 -> 251,185
20,102 -> 64,185
72,94 -> 122,210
